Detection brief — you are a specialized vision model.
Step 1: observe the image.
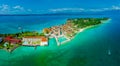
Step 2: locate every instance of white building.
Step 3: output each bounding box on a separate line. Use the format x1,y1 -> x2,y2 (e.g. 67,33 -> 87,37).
22,36 -> 48,46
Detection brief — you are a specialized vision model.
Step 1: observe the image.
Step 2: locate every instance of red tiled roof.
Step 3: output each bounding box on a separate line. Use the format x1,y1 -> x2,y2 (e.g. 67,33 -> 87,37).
23,36 -> 48,42
23,36 -> 45,38
5,36 -> 13,39
9,39 -> 21,43
41,37 -> 47,42
4,36 -> 21,44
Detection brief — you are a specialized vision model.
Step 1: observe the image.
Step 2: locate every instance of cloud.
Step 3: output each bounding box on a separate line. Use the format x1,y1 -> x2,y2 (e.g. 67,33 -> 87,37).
49,8 -> 85,12
48,5 -> 120,13
87,8 -> 110,12
112,5 -> 120,10
0,4 -> 120,14
0,4 -> 32,14
13,5 -> 24,10
27,9 -> 32,12
0,4 -> 10,13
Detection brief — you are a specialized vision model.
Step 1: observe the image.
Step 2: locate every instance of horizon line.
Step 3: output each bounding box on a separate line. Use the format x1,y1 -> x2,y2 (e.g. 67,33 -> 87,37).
0,13 -> 105,16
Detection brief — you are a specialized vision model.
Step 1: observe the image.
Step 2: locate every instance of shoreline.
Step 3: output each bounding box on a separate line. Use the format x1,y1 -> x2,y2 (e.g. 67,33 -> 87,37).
60,27 -> 90,45
60,19 -> 110,45
0,18 -> 110,52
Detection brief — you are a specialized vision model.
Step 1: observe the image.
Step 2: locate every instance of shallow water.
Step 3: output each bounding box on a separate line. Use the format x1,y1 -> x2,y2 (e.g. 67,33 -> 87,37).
0,15 -> 120,66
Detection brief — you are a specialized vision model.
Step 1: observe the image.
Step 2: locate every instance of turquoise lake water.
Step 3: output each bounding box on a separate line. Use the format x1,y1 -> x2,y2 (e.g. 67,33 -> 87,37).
0,14 -> 120,66
58,37 -> 67,43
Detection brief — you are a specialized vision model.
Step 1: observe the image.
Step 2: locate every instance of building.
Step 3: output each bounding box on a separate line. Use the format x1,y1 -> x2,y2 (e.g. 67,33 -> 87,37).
41,37 -> 48,46
4,36 -> 21,44
22,36 -> 48,46
50,26 -> 61,36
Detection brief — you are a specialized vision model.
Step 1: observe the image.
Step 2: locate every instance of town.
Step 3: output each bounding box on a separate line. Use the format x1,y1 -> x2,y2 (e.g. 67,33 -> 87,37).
0,18 -> 109,52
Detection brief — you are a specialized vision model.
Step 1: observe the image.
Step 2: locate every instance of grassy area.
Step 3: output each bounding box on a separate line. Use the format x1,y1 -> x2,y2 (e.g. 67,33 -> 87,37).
68,18 -> 109,28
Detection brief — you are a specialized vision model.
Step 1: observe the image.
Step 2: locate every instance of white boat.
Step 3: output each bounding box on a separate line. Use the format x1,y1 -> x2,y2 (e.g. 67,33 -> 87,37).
108,49 -> 111,55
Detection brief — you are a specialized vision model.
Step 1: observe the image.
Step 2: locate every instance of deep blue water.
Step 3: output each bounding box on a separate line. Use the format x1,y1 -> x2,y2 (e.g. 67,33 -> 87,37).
0,15 -> 111,34
0,14 -> 120,66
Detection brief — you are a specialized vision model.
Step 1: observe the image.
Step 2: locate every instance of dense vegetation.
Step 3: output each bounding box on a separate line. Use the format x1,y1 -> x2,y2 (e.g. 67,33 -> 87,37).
68,18 -> 109,28
0,31 -> 45,38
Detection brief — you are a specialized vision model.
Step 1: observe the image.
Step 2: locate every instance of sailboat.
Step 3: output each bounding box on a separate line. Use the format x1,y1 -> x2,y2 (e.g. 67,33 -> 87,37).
108,49 -> 111,55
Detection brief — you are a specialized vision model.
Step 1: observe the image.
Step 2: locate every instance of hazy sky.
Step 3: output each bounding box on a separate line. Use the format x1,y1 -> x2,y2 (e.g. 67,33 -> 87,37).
0,0 -> 120,14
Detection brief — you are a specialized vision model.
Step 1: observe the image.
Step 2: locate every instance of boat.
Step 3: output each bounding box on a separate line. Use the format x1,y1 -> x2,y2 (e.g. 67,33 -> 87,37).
108,49 -> 111,55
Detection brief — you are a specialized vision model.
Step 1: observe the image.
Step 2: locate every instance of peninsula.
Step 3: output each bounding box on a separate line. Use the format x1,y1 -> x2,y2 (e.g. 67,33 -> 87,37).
0,18 -> 109,52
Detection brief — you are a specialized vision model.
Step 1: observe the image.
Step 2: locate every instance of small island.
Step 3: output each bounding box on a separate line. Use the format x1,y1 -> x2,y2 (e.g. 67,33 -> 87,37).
0,18 -> 109,52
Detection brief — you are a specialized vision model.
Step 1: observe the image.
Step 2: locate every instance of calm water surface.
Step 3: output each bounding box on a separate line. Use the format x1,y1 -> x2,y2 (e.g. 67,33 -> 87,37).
0,14 -> 120,66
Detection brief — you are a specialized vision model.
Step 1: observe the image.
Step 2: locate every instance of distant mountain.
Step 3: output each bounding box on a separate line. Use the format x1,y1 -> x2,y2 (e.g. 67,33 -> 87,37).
45,10 -> 120,15
0,10 -> 120,16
